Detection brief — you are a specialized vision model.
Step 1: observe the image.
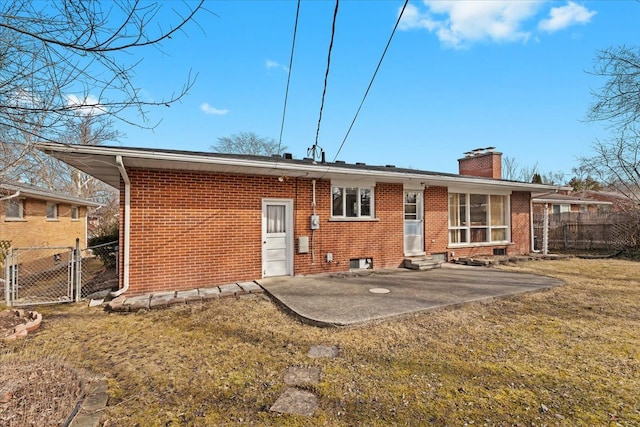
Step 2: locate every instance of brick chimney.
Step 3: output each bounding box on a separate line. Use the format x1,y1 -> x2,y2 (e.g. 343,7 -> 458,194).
458,147 -> 502,179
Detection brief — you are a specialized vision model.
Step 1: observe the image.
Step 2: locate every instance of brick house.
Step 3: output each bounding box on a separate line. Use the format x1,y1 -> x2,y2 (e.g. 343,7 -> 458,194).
1,180 -> 100,267
38,143 -> 563,296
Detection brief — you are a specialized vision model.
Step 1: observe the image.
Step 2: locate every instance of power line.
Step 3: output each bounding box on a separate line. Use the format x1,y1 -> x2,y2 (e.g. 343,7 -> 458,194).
310,0 -> 339,161
276,0 -> 301,157
333,0 -> 409,162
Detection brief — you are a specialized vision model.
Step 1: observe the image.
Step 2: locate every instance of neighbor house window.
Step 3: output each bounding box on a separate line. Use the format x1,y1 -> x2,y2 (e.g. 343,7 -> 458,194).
46,202 -> 58,220
332,185 -> 374,218
5,199 -> 24,219
552,204 -> 570,214
448,193 -> 509,245
71,206 -> 79,220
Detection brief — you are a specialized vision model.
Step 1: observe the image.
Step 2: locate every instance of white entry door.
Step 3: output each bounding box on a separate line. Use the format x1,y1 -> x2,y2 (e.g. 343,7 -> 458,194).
262,199 -> 293,277
404,191 -> 425,256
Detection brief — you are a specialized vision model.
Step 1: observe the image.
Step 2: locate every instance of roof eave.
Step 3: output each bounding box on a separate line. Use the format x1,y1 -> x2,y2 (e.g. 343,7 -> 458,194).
36,142 -> 563,193
1,183 -> 101,207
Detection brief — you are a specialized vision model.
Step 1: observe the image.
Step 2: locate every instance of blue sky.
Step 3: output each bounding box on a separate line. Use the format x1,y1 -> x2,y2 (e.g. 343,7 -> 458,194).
113,1 -> 639,177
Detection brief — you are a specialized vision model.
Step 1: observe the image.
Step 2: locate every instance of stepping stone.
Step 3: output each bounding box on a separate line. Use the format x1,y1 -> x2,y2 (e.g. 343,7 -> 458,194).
308,345 -> 339,358
284,366 -> 321,386
270,388 -> 318,417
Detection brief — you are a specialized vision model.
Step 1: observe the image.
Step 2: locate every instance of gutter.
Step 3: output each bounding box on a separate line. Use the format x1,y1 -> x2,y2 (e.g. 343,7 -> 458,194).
111,156 -> 131,297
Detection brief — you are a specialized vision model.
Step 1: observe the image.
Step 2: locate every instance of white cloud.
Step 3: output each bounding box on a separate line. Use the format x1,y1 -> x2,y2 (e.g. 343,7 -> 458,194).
200,103 -> 229,116
538,1 -> 596,32
399,3 -> 439,31
399,0 -> 557,48
66,94 -> 106,115
265,59 -> 289,73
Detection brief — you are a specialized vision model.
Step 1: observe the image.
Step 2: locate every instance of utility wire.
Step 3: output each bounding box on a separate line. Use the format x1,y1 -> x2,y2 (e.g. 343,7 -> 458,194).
333,0 -> 409,161
311,0 -> 339,161
276,0 -> 301,158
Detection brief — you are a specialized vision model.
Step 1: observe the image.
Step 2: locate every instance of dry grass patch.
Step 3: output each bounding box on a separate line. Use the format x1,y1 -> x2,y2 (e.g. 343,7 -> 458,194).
0,259 -> 639,426
0,355 -> 82,426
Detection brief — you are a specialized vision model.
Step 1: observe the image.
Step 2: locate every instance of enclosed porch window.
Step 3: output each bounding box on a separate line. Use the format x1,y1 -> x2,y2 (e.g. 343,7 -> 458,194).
449,192 -> 509,245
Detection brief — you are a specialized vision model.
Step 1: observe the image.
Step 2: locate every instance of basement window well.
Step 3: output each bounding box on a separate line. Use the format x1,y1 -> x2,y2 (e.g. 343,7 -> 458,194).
350,258 -> 373,269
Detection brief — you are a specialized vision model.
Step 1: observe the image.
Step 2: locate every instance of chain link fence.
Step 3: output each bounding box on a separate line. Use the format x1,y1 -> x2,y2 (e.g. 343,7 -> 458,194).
4,246 -> 76,306
4,241 -> 118,307
80,241 -> 118,299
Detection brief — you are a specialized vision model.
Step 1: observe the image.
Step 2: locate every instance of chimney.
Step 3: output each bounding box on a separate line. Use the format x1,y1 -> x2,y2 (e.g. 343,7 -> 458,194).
458,147 -> 502,179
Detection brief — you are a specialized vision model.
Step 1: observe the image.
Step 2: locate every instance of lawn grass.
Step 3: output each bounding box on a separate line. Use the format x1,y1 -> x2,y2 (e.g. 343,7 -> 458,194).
1,258 -> 639,426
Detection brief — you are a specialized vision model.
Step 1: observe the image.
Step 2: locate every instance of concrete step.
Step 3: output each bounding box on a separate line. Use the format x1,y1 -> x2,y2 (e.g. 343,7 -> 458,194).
404,256 -> 443,271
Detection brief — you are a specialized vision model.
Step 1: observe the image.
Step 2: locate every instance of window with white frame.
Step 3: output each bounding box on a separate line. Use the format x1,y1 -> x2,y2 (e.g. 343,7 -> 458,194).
46,202 -> 58,220
332,185 -> 374,218
5,199 -> 24,219
449,192 -> 509,245
71,206 -> 79,220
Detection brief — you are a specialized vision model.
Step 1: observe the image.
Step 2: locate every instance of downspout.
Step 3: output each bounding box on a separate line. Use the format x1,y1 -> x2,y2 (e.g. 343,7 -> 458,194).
0,191 -> 20,201
111,156 -> 130,297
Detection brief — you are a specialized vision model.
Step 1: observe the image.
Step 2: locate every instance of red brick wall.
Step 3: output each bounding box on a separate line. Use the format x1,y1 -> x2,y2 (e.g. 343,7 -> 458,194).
118,170 -> 409,295
424,186 -> 449,254
116,169 -> 533,295
296,181 -> 405,274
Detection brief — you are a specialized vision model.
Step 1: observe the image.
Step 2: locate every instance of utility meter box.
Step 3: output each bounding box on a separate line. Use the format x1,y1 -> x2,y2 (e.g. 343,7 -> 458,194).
310,214 -> 320,230
298,236 -> 309,254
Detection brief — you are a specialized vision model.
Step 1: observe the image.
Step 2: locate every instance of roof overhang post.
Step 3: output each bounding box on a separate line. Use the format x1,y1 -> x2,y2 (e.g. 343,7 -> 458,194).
542,203 -> 549,256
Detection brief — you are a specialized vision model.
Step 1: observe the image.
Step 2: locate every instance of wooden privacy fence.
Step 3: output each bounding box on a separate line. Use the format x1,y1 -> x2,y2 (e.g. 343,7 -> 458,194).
533,212 -> 639,251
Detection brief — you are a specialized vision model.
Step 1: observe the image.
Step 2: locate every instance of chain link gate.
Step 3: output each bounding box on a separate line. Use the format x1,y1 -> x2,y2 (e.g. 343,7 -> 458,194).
4,245 -> 79,307
79,241 -> 118,298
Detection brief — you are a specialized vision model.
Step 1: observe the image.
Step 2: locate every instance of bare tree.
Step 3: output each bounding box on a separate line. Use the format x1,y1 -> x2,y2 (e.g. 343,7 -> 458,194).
580,132 -> 640,204
212,131 -> 287,156
584,45 -> 640,205
587,46 -> 640,131
0,0 -> 204,182
502,156 -> 566,185
501,156 -> 522,181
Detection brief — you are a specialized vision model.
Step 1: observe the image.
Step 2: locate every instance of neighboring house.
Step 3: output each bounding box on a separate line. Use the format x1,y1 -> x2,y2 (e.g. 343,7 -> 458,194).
572,190 -> 637,212
38,143 -> 564,296
1,180 -> 100,266
532,192 -> 612,217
